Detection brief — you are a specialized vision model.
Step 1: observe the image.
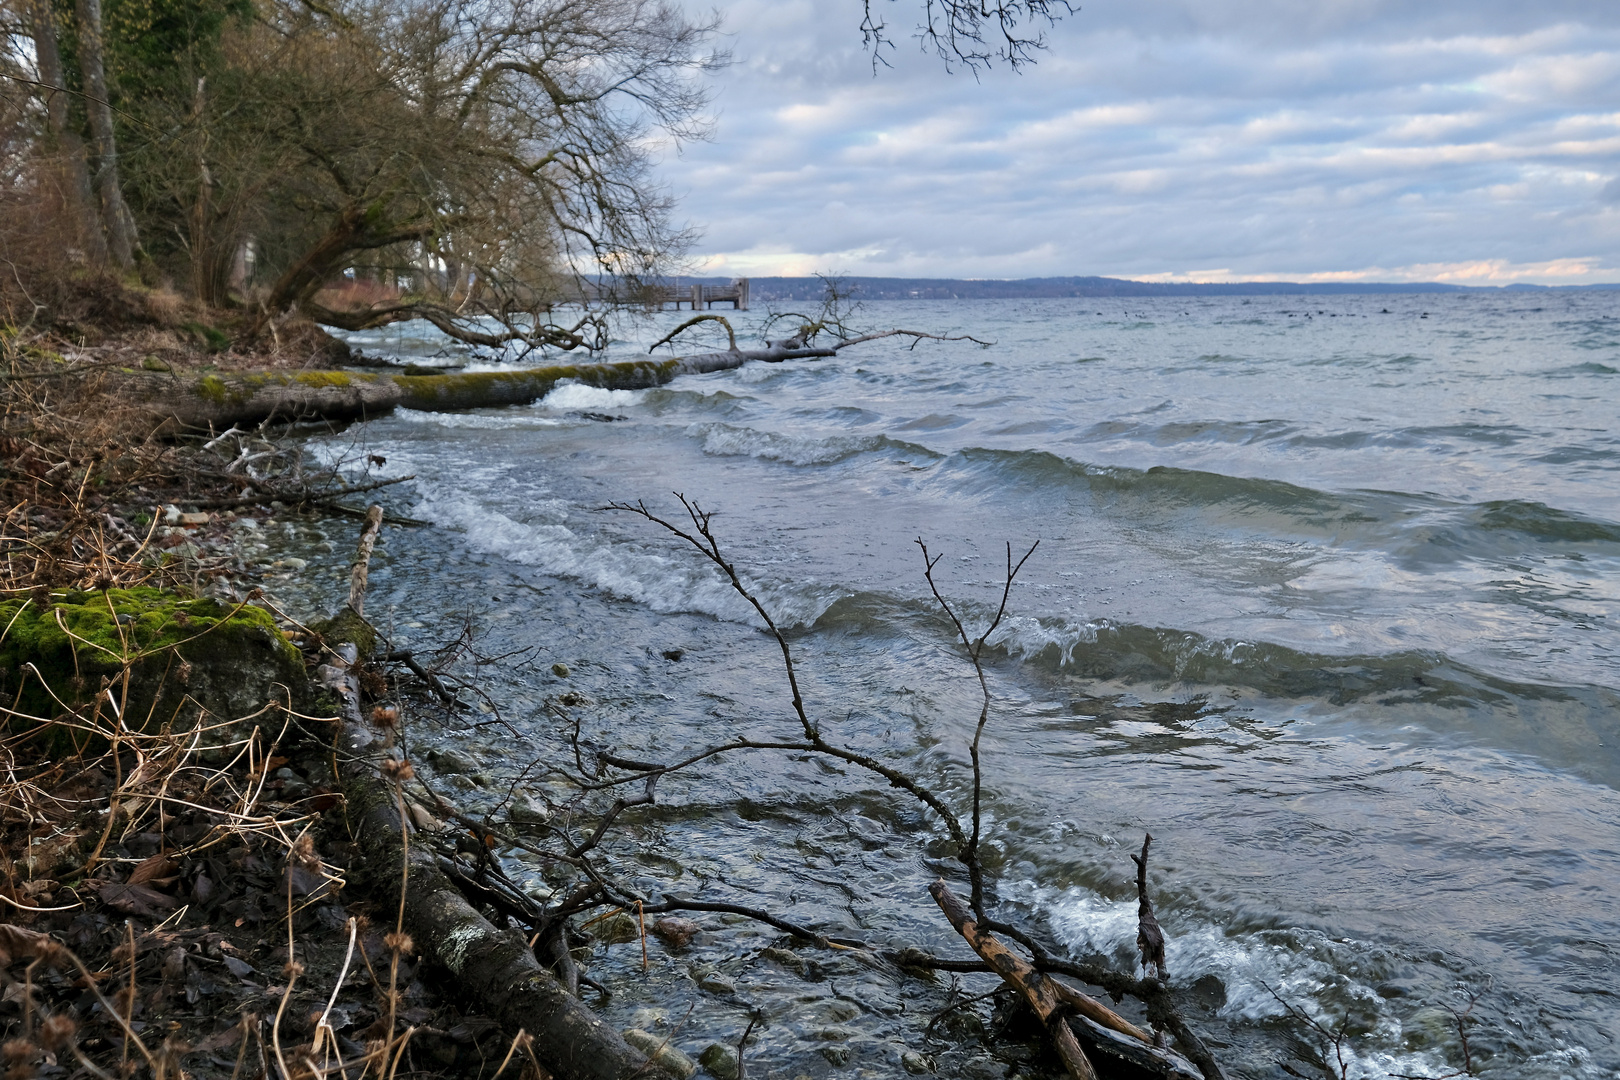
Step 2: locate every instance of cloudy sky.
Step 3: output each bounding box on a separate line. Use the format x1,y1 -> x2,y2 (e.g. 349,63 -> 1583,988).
656,0 -> 1620,284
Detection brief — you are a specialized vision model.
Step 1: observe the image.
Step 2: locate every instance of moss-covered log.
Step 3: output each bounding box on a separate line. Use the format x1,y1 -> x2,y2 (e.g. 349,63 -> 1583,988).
127,346 -> 828,431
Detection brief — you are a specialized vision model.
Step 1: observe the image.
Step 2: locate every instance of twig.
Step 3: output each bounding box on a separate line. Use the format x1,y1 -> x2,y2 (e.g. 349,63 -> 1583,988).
917,537 -> 1036,918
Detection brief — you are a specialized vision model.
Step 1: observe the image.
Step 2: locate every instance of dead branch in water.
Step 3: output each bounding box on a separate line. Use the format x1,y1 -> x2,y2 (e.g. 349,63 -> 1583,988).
601,494 -> 1224,1079
1133,833 -> 1169,981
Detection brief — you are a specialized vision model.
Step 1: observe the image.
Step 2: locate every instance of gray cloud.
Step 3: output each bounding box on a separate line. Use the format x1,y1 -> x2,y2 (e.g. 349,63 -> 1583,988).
658,2 -> 1620,282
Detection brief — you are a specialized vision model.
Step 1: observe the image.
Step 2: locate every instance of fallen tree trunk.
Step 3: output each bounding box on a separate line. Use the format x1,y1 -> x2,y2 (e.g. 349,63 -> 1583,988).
320,506 -> 673,1080
129,347 -> 835,432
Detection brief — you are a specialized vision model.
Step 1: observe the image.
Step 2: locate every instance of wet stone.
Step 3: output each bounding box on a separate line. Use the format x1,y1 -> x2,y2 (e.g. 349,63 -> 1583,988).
593,912 -> 641,945
508,796 -> 550,828
818,1045 -> 851,1067
622,1029 -> 697,1079
697,970 -> 736,995
901,1049 -> 935,1074
760,946 -> 806,974
813,1000 -> 860,1023
698,1042 -> 739,1080
425,748 -> 476,774
653,916 -> 701,949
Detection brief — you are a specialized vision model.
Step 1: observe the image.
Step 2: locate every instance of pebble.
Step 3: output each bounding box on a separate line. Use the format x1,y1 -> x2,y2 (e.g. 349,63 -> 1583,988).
698,1043 -> 739,1080
696,971 -> 736,995
509,796 -> 551,827
652,916 -> 700,949
622,1030 -> 697,1079
405,801 -> 440,830
901,1050 -> 935,1074
551,662 -> 571,678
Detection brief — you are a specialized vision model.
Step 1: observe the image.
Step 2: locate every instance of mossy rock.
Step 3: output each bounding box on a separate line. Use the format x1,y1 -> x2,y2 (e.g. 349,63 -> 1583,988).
0,588 -> 307,750
308,606 -> 377,661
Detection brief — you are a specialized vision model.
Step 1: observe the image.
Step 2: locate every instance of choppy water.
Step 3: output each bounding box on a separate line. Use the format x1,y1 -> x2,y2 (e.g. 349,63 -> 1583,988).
280,293 -> 1618,1078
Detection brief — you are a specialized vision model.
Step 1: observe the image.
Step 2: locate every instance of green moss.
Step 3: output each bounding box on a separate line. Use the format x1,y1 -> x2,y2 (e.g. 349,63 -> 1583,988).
309,606 -> 377,662
292,370 -> 353,388
196,373 -> 229,402
0,588 -> 305,742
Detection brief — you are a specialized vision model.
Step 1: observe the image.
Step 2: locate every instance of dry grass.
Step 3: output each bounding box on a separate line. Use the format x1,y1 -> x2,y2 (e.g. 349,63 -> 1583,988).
0,322 -> 371,597
0,614 -> 532,1080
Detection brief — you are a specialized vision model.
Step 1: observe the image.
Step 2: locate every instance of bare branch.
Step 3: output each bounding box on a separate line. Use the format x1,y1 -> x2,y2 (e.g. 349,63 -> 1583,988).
648,312 -> 736,353
831,327 -> 995,351
917,537 -> 1037,917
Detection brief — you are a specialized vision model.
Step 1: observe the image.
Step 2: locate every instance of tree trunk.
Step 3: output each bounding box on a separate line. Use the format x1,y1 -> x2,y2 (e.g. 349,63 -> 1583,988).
28,0 -> 107,264
247,204 -> 432,337
72,0 -> 138,268
128,347 -> 833,431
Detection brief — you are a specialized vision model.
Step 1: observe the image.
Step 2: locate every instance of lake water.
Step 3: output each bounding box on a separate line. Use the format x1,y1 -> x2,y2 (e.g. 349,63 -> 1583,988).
278,293 -> 1619,1078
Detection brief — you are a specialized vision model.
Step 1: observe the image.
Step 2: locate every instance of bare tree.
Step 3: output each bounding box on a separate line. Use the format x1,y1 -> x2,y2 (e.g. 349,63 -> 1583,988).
19,0 -> 106,264
225,0 -> 725,349
862,0 -> 1078,72
70,0 -> 138,266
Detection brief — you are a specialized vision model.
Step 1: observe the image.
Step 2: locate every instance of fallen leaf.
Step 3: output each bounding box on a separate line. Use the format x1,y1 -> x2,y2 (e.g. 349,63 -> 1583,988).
191,1025 -> 246,1054
281,865 -> 329,900
192,873 -> 215,904
127,854 -> 179,887
222,955 -> 256,980
98,881 -> 180,918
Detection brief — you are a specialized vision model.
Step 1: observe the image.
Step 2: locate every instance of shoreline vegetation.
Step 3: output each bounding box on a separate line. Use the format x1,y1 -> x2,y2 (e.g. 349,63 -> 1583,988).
1,274 -> 1231,1079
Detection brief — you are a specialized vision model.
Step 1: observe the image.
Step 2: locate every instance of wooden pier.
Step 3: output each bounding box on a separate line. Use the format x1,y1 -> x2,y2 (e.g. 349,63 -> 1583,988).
645,279 -> 750,311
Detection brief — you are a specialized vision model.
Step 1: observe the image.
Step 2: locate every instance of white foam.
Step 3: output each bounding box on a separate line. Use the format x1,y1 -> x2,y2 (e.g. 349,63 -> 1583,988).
540,381 -> 645,410
689,422 -> 882,466
409,488 -> 841,629
394,408 -> 563,430
989,615 -> 1104,668
1024,885 -> 1604,1080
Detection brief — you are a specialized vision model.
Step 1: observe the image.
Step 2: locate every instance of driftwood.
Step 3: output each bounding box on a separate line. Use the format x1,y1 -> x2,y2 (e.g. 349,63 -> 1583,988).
930,879 -> 1097,1079
323,505 -> 673,1080
930,879 -> 1200,1080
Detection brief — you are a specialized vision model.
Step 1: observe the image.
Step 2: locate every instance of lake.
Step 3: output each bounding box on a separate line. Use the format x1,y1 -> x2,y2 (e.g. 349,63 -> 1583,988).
271,292 -> 1619,1078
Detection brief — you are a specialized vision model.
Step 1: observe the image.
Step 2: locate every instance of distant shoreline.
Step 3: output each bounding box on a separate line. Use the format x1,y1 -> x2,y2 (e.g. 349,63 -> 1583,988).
665,274 -> 1620,301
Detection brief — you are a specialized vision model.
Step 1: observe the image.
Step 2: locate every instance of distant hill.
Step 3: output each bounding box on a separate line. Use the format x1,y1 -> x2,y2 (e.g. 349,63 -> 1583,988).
660,275 -> 1620,300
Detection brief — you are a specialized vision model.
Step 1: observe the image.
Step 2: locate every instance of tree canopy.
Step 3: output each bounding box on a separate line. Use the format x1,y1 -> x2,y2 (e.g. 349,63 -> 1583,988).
3,0 -> 1073,350
7,0 -> 724,348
